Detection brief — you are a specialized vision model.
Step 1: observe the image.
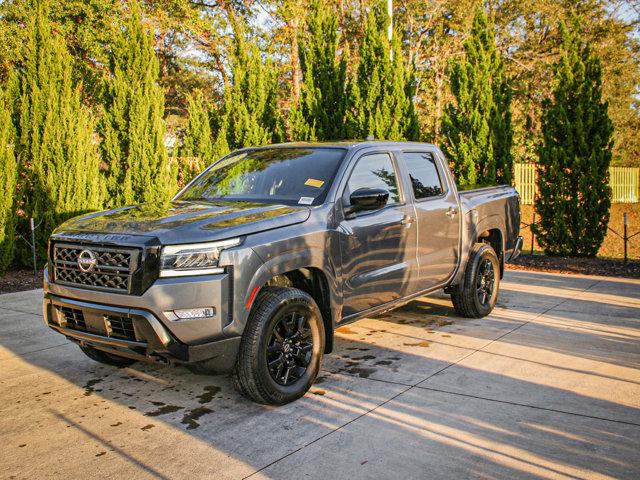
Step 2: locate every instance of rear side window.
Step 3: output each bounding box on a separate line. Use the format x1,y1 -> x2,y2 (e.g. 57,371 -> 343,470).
347,153 -> 401,205
403,152 -> 444,199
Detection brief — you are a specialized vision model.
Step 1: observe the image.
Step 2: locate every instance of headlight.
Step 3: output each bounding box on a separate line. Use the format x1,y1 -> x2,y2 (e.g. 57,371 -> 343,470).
159,238 -> 241,277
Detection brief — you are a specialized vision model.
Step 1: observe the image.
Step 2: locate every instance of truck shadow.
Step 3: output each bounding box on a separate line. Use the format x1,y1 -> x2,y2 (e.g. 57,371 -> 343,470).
0,270 -> 639,479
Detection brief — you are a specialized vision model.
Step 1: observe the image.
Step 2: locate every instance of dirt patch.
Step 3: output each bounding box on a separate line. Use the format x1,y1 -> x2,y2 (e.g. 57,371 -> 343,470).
508,254 -> 640,279
0,269 -> 43,294
335,326 -> 358,335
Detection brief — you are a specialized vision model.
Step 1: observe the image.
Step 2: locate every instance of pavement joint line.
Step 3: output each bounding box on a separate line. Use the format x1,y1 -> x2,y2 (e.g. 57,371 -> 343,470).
242,380 -> 414,480
321,370 -> 640,428
246,278 -> 608,477
415,385 -> 640,428
0,342 -> 70,363
0,306 -> 41,317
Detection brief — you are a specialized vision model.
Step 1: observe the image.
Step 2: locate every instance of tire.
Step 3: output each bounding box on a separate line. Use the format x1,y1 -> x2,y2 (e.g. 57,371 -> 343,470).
450,243 -> 500,318
234,287 -> 325,405
79,345 -> 136,368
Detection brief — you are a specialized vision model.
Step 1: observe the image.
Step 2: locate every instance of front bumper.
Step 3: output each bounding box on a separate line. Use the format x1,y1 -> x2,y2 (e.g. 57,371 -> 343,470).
43,266 -> 241,370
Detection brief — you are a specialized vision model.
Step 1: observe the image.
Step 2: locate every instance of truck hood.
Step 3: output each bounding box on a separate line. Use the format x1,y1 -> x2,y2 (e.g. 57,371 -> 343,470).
55,201 -> 311,245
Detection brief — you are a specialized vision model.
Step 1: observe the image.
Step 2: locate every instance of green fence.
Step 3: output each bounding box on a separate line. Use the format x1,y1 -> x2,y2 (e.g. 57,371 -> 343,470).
514,163 -> 639,204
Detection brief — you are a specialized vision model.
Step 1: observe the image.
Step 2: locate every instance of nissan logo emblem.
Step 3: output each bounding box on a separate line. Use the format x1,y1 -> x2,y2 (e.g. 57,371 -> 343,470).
77,249 -> 97,273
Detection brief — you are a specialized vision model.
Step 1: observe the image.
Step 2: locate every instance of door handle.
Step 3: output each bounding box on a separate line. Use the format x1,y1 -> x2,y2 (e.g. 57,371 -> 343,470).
401,215 -> 414,227
446,207 -> 458,218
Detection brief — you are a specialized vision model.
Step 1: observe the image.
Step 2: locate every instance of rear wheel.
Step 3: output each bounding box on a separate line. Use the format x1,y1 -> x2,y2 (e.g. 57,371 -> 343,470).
79,345 -> 136,368
451,243 -> 500,318
234,287 -> 324,405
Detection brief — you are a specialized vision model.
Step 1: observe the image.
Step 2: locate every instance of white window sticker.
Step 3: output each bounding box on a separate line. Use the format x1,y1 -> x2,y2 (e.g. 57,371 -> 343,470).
298,197 -> 314,205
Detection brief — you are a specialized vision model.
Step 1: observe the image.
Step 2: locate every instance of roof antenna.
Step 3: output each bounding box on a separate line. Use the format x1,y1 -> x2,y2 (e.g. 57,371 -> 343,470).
365,135 -> 374,141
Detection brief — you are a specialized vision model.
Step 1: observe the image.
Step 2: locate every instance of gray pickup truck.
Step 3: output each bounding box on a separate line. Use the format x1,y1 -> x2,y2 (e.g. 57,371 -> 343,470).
43,141 -> 522,404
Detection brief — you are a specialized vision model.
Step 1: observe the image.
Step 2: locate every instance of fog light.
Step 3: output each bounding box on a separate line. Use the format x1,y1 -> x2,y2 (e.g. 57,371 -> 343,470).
168,307 -> 216,320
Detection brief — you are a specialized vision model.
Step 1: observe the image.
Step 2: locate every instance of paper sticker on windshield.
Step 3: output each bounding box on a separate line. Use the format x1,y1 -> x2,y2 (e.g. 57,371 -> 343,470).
304,178 -> 325,188
298,197 -> 314,205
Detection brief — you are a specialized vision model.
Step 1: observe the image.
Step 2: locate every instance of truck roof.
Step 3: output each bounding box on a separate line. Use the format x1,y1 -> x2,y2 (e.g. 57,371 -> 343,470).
247,141 -> 439,151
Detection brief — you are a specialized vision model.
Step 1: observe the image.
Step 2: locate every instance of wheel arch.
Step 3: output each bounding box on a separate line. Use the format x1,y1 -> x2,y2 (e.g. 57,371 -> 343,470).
249,266 -> 336,354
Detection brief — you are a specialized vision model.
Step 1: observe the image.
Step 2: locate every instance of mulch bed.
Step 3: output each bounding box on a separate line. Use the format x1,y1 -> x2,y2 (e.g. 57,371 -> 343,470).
0,269 -> 44,294
508,254 -> 640,279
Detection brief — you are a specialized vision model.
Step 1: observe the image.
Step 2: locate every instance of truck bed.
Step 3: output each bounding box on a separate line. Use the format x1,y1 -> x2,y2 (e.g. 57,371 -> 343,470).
459,185 -> 521,256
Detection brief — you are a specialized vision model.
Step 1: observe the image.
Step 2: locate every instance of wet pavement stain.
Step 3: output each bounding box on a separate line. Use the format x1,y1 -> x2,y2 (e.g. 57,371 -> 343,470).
181,407 -> 213,430
345,366 -> 377,378
197,385 -> 221,404
351,355 -> 376,361
83,379 -> 102,396
145,404 -> 183,417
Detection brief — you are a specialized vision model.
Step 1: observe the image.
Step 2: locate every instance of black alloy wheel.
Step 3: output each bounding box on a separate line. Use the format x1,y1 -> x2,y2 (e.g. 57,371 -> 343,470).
234,287 -> 324,405
266,310 -> 313,386
476,258 -> 495,306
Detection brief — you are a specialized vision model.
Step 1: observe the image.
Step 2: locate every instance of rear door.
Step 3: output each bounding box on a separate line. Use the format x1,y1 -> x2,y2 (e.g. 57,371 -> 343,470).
338,151 -> 418,317
401,150 -> 460,289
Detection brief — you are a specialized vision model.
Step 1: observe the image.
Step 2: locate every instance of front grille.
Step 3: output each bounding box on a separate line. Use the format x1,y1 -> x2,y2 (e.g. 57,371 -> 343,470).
53,243 -> 140,293
105,315 -> 136,341
59,306 -> 87,331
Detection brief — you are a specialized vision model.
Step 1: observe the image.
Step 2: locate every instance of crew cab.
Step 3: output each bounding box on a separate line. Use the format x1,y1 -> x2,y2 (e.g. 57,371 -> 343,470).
43,142 -> 522,404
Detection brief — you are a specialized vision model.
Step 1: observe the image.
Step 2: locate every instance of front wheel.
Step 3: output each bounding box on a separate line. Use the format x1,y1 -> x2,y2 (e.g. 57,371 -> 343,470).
451,243 -> 500,318
234,287 -> 325,405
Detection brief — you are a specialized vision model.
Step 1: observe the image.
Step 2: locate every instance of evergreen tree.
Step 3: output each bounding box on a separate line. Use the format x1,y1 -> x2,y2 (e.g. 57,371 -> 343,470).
0,86 -> 17,274
345,1 -> 419,141
289,0 -> 347,141
179,90 -> 215,180
441,5 -> 513,187
100,1 -> 176,207
533,19 -> 613,257
219,24 -> 281,150
13,3 -> 103,264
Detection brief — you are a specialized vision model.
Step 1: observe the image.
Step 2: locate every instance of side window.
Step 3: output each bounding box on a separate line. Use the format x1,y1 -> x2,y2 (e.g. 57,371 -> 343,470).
403,152 -> 444,199
347,153 -> 401,205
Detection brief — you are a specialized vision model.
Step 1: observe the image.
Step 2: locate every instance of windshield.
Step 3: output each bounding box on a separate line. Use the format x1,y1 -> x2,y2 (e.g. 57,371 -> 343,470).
177,147 -> 347,206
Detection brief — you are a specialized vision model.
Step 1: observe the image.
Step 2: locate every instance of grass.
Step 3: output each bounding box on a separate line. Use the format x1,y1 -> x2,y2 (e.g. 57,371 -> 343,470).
519,203 -> 640,260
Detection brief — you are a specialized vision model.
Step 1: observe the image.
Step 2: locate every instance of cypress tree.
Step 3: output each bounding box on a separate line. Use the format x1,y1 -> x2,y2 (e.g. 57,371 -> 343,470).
289,0 -> 347,141
100,1 -> 176,207
219,25 -> 281,150
441,6 -> 513,187
533,19 -> 613,257
14,3 -> 103,264
179,90 -> 215,180
0,86 -> 17,274
346,1 -> 419,141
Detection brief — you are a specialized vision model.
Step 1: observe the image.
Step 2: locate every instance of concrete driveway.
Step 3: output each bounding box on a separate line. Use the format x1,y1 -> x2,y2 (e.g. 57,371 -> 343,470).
1,270 -> 639,480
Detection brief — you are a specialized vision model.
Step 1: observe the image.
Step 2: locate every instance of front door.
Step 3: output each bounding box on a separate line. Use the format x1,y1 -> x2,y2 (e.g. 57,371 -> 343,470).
338,152 -> 418,317
401,150 -> 460,289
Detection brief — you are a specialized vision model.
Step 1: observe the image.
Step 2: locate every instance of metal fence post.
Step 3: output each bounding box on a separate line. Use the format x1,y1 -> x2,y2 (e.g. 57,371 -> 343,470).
624,212 -> 628,264
530,212 -> 536,255
30,217 -> 37,281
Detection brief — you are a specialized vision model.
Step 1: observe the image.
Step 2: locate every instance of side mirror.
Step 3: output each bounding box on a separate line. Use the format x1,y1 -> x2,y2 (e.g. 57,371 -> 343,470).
348,188 -> 389,214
